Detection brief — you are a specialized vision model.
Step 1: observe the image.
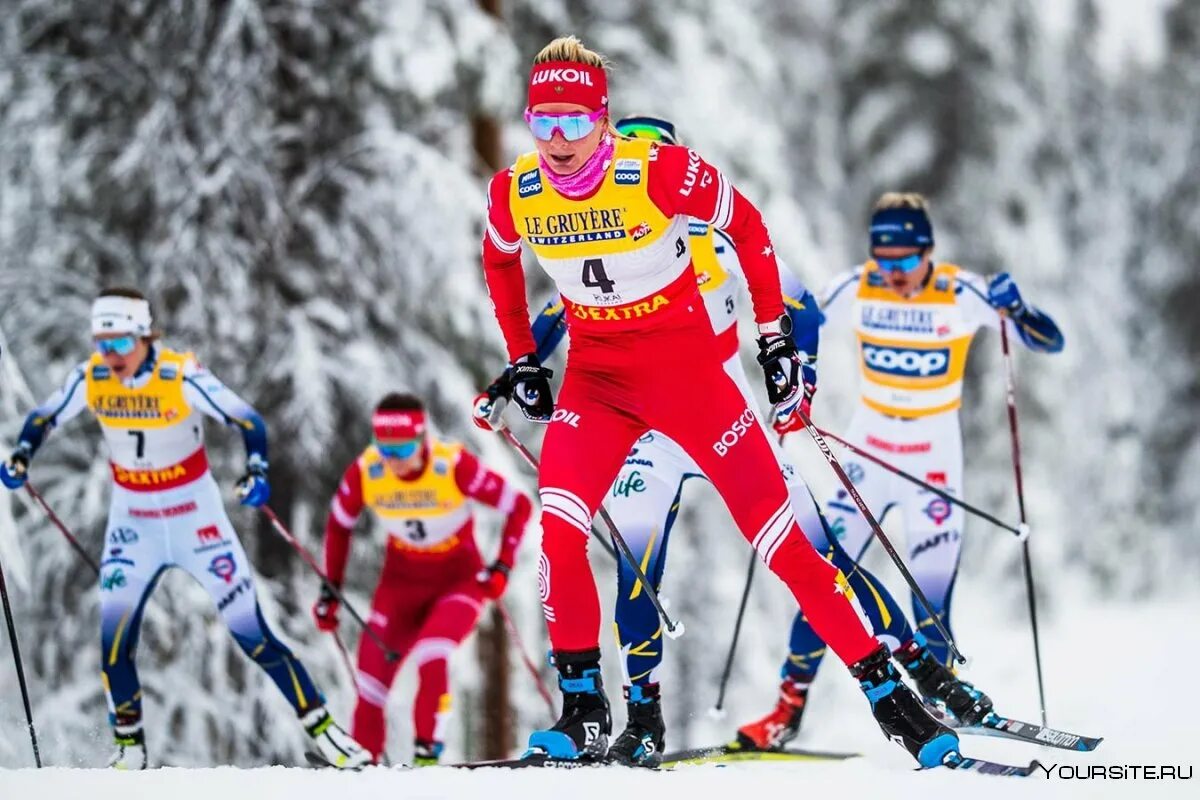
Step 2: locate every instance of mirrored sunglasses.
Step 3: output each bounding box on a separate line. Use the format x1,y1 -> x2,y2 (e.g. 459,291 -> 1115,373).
95,335 -> 138,356
524,108 -> 606,142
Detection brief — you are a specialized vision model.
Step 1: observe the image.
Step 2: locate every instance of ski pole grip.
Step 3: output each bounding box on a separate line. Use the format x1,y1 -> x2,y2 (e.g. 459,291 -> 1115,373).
1016,523 -> 1031,542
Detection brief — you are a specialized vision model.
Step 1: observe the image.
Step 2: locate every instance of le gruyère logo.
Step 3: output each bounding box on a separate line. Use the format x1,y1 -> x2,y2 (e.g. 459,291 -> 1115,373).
523,207 -> 627,246
94,395 -> 164,420
375,488 -> 442,511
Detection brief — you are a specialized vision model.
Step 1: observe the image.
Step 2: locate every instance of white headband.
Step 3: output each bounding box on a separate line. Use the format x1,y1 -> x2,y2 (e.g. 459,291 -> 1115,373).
91,295 -> 153,337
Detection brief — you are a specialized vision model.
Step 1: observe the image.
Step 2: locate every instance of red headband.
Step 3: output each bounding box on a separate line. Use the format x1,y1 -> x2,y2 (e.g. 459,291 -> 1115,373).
527,60 -> 608,112
372,410 -> 426,442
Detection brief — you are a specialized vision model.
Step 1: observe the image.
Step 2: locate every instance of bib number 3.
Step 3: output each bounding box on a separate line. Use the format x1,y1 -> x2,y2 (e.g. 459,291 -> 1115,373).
581,259 -> 616,294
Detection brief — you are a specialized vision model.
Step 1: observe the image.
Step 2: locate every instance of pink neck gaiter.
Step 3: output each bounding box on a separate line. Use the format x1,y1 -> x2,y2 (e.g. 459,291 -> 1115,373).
540,135 -> 614,199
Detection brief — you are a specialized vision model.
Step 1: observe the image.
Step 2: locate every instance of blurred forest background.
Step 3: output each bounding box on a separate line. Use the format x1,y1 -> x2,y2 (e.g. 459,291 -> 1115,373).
1,0 -> 1197,768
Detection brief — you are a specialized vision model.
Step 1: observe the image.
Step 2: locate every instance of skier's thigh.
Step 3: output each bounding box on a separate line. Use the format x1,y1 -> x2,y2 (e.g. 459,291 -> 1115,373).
605,443 -> 688,574
538,370 -> 646,524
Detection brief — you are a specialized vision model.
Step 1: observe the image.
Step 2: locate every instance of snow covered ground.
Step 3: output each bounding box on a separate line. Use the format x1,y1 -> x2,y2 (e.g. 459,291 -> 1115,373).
3,593 -> 1195,799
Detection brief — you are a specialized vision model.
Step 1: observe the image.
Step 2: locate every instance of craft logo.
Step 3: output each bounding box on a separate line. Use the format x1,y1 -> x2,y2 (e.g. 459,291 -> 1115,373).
207,552 -> 238,584
217,577 -> 252,612
862,344 -> 950,378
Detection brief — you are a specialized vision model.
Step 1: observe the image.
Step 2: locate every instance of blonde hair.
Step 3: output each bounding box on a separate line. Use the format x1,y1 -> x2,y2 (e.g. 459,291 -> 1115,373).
873,192 -> 929,212
533,36 -> 621,136
534,35 -> 609,69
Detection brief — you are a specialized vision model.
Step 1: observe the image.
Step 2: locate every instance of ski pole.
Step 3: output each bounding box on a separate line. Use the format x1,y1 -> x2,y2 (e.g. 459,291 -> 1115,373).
1000,320 -> 1048,726
260,506 -> 399,662
795,407 -> 967,665
25,483 -> 100,574
496,599 -> 556,720
0,556 -> 42,767
498,427 -> 685,639
710,550 -> 755,719
815,427 -> 1027,540
331,630 -> 356,688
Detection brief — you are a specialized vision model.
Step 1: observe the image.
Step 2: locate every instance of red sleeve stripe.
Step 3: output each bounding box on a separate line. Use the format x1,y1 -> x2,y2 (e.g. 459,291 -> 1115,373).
330,495 -> 359,529
487,222 -> 521,254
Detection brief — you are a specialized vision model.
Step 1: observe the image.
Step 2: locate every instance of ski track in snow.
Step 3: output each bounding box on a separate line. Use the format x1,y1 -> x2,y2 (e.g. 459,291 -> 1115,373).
3,596 -> 1196,798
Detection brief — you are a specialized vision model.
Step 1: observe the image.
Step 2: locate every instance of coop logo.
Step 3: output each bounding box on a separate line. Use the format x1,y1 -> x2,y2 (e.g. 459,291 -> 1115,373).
517,168 -> 542,197
530,67 -> 595,87
862,344 -> 949,377
614,158 -> 642,185
713,407 -> 757,457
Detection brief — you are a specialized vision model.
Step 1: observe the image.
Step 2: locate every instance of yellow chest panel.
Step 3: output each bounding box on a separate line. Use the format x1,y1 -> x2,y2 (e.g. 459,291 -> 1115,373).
359,440 -> 467,520
853,263 -> 977,418
690,223 -> 730,295
509,138 -> 672,260
85,349 -> 192,430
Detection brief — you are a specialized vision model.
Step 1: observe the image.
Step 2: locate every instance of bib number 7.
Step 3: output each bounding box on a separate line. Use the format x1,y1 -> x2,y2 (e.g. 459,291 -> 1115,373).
581,259 -> 616,294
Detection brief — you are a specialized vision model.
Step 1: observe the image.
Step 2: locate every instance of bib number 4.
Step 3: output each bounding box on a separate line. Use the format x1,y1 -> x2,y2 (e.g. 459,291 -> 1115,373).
581,258 -> 616,294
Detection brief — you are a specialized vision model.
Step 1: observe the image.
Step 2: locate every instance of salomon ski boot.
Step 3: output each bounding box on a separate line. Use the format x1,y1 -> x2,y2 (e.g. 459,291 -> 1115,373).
852,644 -> 958,768
108,724 -> 148,770
896,639 -> 994,725
607,683 -> 666,767
735,676 -> 809,751
525,649 -> 611,761
413,739 -> 443,766
302,707 -> 373,770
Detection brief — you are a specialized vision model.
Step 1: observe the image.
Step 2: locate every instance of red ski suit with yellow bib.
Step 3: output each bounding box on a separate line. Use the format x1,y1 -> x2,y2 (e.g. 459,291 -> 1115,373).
481,138 -> 878,666
322,438 -> 531,758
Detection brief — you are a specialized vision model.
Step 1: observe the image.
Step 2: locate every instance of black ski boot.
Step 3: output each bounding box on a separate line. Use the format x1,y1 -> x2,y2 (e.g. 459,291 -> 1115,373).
851,644 -> 958,768
896,639 -> 994,725
607,683 -> 666,767
525,649 -> 611,761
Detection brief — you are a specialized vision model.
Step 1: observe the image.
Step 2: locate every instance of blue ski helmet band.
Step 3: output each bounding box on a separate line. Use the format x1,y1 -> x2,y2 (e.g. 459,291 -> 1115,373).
869,207 -> 933,249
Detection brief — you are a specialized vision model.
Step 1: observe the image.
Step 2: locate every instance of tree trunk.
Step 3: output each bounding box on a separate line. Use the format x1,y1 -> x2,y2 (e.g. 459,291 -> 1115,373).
472,0 -> 512,762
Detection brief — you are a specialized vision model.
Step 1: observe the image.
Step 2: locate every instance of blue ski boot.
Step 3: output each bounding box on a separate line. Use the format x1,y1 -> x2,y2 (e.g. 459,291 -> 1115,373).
607,683 -> 665,767
526,649 -> 611,761
851,644 -> 958,768
896,639 -> 994,726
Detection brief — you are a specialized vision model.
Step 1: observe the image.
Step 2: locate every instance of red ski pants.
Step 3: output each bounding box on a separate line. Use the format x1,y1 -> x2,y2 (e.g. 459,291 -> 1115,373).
352,554 -> 485,759
536,302 -> 878,667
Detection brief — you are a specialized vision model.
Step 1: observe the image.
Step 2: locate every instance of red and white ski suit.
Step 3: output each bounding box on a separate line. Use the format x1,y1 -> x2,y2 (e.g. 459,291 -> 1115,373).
481,137 -> 878,667
322,438 -> 532,758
